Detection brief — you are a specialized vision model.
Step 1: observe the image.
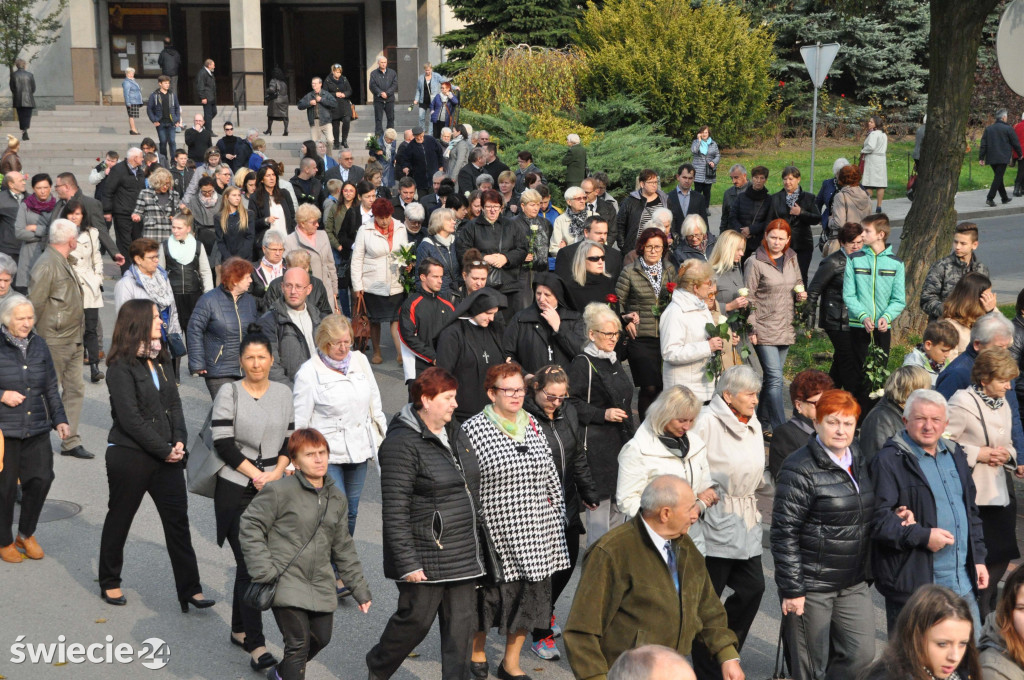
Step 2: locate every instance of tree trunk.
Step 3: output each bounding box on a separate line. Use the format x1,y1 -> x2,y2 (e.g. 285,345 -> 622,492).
893,0 -> 1002,341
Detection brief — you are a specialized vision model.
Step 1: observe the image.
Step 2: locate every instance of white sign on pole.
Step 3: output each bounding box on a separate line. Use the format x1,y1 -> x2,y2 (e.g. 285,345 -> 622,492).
800,43 -> 840,89
997,0 -> 1024,96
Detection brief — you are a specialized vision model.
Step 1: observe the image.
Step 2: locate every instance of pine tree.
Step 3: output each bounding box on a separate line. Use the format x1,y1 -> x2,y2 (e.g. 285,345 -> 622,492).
435,0 -> 578,72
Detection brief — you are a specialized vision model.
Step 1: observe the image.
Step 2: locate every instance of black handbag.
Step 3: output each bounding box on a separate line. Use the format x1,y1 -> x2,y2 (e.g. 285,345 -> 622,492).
242,496 -> 329,611
166,332 -> 187,358
477,514 -> 505,585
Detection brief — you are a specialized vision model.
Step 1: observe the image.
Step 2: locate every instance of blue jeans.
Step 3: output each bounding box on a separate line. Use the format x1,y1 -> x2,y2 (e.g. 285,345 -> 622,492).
326,461 -> 367,537
156,123 -> 177,159
754,344 -> 789,431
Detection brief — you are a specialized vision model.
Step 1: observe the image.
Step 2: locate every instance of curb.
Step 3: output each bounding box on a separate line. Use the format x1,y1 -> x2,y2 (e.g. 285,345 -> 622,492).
890,202 -> 1024,228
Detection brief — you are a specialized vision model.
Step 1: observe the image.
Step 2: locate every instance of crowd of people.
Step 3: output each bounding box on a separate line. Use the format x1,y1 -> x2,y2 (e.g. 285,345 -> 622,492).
6,93 -> 1024,680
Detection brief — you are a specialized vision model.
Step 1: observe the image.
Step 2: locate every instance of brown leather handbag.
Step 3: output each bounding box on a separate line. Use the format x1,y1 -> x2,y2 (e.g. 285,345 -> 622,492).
351,102 -> 359,120
352,295 -> 371,351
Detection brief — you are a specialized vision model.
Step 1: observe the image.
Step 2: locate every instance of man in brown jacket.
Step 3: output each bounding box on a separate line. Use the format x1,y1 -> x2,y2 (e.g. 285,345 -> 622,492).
564,475 -> 743,680
28,219 -> 92,459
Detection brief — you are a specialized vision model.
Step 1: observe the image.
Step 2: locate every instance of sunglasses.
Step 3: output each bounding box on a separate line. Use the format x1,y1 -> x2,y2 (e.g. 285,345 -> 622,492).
540,390 -> 567,403
586,255 -> 606,262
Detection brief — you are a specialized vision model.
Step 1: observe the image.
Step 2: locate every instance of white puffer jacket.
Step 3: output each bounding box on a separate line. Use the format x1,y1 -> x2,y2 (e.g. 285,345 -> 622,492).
660,288 -> 715,401
71,227 -> 104,309
351,220 -> 409,296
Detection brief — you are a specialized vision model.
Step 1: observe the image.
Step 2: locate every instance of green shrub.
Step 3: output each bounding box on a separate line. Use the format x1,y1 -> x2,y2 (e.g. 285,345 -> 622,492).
575,0 -> 776,146
577,94 -> 651,130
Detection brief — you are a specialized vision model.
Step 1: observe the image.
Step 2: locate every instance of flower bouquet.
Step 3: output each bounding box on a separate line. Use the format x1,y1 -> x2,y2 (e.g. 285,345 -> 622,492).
704,319 -> 732,382
393,244 -> 417,293
864,338 -> 891,400
652,282 -> 677,319
791,284 -> 813,339
526,223 -> 542,270
366,133 -> 382,155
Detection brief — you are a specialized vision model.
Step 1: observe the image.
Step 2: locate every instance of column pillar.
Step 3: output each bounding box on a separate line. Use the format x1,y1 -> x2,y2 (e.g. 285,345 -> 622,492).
70,0 -> 101,103
395,0 -> 419,106
230,0 -> 264,106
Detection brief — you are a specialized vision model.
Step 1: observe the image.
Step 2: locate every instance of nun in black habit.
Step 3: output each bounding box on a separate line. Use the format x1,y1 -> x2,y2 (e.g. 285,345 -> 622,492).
435,287 -> 508,423
502,272 -> 586,375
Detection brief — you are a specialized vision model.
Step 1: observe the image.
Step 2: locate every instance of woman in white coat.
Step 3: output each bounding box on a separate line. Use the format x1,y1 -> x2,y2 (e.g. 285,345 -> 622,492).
351,197 -> 409,365
660,259 -> 738,404
616,385 -> 718,553
292,313 -> 387,543
62,199 -> 105,383
861,116 -> 888,213
689,365 -> 767,678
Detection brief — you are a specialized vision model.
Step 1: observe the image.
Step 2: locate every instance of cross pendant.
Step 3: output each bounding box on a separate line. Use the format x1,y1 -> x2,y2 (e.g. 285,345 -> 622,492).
482,350 -> 490,362
547,346 -> 554,361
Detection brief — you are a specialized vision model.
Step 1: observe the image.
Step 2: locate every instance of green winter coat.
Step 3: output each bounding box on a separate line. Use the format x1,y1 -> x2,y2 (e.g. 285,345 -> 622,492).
842,244 -> 906,329
240,471 -> 371,611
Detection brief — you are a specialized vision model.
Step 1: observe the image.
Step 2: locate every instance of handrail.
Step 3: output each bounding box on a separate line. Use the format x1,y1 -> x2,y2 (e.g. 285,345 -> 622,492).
231,70 -> 265,123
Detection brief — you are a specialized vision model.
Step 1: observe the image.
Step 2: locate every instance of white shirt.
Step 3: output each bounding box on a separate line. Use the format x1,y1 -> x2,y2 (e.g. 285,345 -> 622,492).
286,306 -> 316,355
640,516 -> 673,568
268,198 -> 287,237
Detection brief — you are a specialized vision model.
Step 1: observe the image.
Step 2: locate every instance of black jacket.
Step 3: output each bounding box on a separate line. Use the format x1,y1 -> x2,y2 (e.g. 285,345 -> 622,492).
106,357 -> 187,459
162,238 -> 206,295
324,74 -> 353,121
457,163 -> 483,196
378,404 -> 485,582
195,68 -> 217,103
727,184 -> 771,254
0,330 -> 68,439
859,397 -> 905,464
102,160 -> 147,216
768,189 -> 821,254
806,249 -> 851,331
398,137 -> 446,194
616,190 -> 667,254
868,434 -> 986,604
290,174 -> 324,208
767,412 -> 815,481
555,240 -> 622,283
665,188 -> 709,236
214,209 -> 256,261
251,190 -> 296,259
9,68 -> 35,108
524,398 -> 598,531
261,274 -> 333,317
0,189 -> 22,257
980,119 -> 1023,166
158,46 -> 181,76
184,127 -> 214,164
455,214 -> 528,295
186,286 -> 260,377
435,318 -> 505,423
170,166 -> 195,200
1012,315 -> 1024,408
368,68 -> 398,101
399,289 -> 455,374
564,272 -> 617,313
258,299 -> 322,387
503,302 -> 585,374
771,437 -> 874,596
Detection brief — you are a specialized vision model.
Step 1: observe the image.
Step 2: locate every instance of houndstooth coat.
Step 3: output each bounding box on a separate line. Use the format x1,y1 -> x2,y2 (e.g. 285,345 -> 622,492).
461,411 -> 570,582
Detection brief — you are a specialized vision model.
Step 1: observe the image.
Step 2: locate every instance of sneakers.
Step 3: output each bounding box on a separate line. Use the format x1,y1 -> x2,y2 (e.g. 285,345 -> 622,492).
550,614 -> 562,638
15,535 -> 44,559
530,636 -> 560,661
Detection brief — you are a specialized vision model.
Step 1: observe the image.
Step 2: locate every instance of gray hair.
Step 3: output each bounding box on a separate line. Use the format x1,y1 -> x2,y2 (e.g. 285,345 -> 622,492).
716,365 -> 761,397
0,253 -> 17,278
971,313 -> 1014,347
125,67 -> 136,76
564,186 -> 585,201
468,147 -> 486,164
0,293 -> 33,328
832,158 -> 850,176
996,108 -> 1008,121
311,77 -> 322,85
475,173 -> 493,188
567,133 -> 581,145
262,230 -> 285,247
681,214 -> 707,238
432,170 -> 447,182
572,240 -> 609,286
648,207 -> 673,232
285,249 -> 311,269
646,386 -> 702,436
903,389 -> 948,420
428,208 -> 455,235
639,475 -> 691,516
49,218 -> 79,245
404,202 -> 425,223
608,645 -> 693,680
729,163 -> 747,176
440,127 -> 452,137
126,147 -> 143,161
582,300 -> 621,334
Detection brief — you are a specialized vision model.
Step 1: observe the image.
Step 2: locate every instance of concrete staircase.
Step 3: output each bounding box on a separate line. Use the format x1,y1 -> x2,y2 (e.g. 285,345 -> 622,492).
0,103 -> 420,182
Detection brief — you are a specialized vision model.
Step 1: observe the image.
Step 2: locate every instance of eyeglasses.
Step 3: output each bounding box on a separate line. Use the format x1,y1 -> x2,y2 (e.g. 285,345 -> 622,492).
493,387 -> 526,397
483,204 -> 502,211
643,244 -> 664,252
328,339 -> 352,349
643,178 -> 660,186
586,255 -> 606,262
540,390 -> 566,403
593,329 -> 621,339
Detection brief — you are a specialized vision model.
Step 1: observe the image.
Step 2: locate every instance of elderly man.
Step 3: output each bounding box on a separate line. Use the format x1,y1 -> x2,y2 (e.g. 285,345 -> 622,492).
28,219 -> 92,460
391,177 -> 420,223
549,186 -> 595,255
10,59 -> 35,140
184,113 -> 213,165
564,475 -> 742,680
325,148 -> 364,185
582,177 -> 617,241
457,147 -> 487,196
195,58 -> 217,128
607,645 -> 696,680
298,76 -> 337,147
563,133 -> 588,188
53,173 -> 124,266
869,389 -> 988,633
262,249 -> 334,318
369,56 -> 398,137
398,127 -> 445,195
720,164 -> 749,234
419,171 -> 447,220
979,108 -> 1022,207
555,216 -> 622,281
0,171 -> 26,267
102,147 -> 148,270
258,267 -> 322,386
666,163 -> 709,236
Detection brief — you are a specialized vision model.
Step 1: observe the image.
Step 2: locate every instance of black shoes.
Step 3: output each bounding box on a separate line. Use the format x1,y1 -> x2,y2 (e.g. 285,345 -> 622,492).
250,652 -> 278,671
1002,197 -> 1013,205
62,446 -> 95,459
470,661 -> 489,679
91,367 -> 105,383
100,589 -> 127,606
263,129 -> 272,135
987,198 -> 997,207
22,131 -> 29,141
495,661 -> 532,680
179,594 -> 216,613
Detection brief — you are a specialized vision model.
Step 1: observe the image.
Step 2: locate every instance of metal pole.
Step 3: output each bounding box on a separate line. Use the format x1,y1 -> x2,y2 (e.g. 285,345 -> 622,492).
810,83 -> 819,193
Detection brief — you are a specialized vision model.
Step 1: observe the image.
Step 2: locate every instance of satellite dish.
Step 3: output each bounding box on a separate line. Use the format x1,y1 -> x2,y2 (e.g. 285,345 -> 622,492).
997,0 -> 1024,97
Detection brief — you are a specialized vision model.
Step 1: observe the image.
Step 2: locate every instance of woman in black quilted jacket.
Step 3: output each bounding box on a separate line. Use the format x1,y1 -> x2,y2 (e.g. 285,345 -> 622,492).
366,367 -> 484,680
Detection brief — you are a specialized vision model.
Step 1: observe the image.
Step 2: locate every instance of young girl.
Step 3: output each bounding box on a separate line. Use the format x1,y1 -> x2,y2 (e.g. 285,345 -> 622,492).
63,199 -> 104,382
980,566 -> 1024,679
863,584 -> 980,680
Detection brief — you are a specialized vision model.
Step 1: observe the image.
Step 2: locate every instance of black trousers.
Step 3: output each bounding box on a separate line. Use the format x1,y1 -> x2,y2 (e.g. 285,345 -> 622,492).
366,580 -> 476,679
793,246 -> 812,287
16,107 -> 32,131
113,214 -> 141,273
331,117 -> 352,146
695,181 -> 712,204
98,445 -> 202,599
691,555 -> 765,679
987,163 -> 1009,201
0,433 -> 53,545
532,524 -> 582,641
272,606 -> 333,680
204,376 -> 237,400
374,98 -> 394,136
172,291 -> 201,381
84,308 -> 100,365
220,488 -> 267,652
849,327 -> 891,417
203,102 -> 218,128
825,329 -> 861,397
1015,163 -> 1024,195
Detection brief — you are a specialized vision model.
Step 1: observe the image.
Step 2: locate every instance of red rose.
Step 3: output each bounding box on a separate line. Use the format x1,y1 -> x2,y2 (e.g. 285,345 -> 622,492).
779,80 -> 785,87
605,294 -> 619,304
666,282 -> 677,293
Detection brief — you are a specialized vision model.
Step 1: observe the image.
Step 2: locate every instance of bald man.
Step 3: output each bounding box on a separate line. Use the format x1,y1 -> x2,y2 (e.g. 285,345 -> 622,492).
607,645 -> 696,680
258,266 -> 323,386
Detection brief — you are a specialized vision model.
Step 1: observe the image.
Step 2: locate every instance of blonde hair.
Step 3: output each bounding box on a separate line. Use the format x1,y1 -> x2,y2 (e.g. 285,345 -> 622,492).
583,301 -> 621,334
646,386 -> 702,436
884,365 -> 932,407
6,134 -> 18,152
573,240 -> 609,286
233,167 -> 251,188
147,167 -> 173,192
498,170 -> 516,185
218,186 -> 250,232
675,259 -> 714,293
295,203 -> 322,224
520,188 -> 541,205
707,230 -> 746,276
315,314 -> 354,354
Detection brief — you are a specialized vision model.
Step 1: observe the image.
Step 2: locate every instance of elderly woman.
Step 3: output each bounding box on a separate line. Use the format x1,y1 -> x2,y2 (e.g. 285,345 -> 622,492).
549,186 -> 589,255
746,219 -> 806,434
216,185 -> 255,263
241,429 -> 372,680
860,365 -> 933,463
251,164 -> 296,256
436,287 -> 507,423
113,237 -> 184,373
567,302 -> 635,544
463,362 -> 571,680
768,369 -> 834,481
771,389 -> 877,680
504,272 -> 585,373
807,222 -> 864,394
121,68 -> 143,135
293,314 -> 386,542
252,230 -> 286,308
946,347 -> 1020,617
564,240 -> 615,312
186,256 -> 259,398
674,215 -> 717,263
264,67 -> 289,135
351,197 -> 409,364
661,259 -> 739,403
0,253 -> 17,303
0,294 -> 70,562
691,125 -> 720,203
617,227 -> 677,419
823,165 -> 872,254
132,168 -> 180,242
690,365 -> 766,678
769,166 -> 821,283
377,128 -> 399,188
285,203 -> 339,312
14,173 -> 55,290
417,207 -> 460,300
616,385 -> 714,552
100,299 -> 214,610
211,329 -> 292,672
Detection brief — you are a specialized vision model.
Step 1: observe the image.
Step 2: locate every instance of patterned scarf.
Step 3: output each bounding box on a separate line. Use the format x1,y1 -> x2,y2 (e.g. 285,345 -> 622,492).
785,189 -> 800,209
134,265 -> 175,311
24,193 -> 56,214
567,208 -> 588,240
259,257 -> 284,281
638,256 -> 663,296
483,404 -> 528,442
318,349 -> 351,375
972,383 -> 1005,410
2,326 -> 30,358
917,344 -> 945,373
136,339 -> 163,359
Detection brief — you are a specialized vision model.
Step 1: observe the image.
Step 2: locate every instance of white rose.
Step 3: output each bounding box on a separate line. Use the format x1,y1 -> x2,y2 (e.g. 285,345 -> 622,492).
794,285 -> 805,293
530,224 -> 538,232
737,287 -> 749,297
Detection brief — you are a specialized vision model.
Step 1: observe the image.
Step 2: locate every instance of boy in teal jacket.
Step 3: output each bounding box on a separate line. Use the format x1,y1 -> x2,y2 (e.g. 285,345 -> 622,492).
842,213 -> 905,411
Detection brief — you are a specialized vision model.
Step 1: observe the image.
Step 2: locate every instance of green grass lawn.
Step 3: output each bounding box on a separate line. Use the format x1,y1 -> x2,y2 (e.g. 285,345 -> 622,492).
697,139 -> 990,204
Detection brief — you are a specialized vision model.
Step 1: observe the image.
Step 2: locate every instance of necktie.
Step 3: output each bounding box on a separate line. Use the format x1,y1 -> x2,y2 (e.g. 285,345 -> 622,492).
664,541 -> 679,592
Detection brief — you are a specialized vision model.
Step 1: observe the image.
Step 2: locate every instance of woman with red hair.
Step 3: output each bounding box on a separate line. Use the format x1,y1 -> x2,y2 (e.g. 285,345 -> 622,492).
768,369 -> 835,481
351,196 -> 409,364
744,219 -> 807,434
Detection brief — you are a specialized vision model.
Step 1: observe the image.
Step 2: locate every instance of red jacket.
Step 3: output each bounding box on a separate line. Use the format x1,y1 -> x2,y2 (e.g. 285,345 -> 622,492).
1014,120 -> 1024,160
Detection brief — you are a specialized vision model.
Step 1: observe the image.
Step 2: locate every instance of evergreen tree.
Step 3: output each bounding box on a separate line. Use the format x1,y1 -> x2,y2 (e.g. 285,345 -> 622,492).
435,0 -> 579,72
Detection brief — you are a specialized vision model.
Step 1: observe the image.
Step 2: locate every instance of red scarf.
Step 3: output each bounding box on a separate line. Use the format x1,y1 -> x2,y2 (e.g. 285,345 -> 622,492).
375,219 -> 394,249
728,402 -> 751,424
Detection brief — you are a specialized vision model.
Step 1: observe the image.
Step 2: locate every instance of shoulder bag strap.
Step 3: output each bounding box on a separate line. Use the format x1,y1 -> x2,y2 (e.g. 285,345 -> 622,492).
274,494 -> 329,579
972,392 -> 991,448
577,353 -> 595,452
